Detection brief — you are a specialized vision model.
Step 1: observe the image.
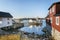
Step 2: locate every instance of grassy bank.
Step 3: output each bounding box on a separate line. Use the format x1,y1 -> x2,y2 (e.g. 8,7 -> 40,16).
0,34 -> 20,40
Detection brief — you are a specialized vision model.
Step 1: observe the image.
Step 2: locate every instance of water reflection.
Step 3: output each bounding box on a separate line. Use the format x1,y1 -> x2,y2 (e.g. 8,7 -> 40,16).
19,20 -> 46,35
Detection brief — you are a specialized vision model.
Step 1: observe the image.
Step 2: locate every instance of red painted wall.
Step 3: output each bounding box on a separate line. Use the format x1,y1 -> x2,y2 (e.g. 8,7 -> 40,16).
49,4 -> 60,32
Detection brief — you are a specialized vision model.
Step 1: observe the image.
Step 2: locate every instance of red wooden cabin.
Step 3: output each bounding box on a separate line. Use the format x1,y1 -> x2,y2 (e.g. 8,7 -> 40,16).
46,2 -> 60,32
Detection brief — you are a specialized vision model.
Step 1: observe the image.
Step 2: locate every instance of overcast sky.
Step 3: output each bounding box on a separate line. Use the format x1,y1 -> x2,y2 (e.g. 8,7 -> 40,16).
0,0 -> 58,18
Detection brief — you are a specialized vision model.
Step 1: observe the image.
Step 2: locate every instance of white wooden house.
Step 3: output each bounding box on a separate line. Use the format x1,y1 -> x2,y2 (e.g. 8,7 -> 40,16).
0,11 -> 13,28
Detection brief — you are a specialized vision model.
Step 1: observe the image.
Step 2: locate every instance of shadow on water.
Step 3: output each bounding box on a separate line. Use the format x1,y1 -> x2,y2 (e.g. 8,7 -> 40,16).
46,19 -> 52,35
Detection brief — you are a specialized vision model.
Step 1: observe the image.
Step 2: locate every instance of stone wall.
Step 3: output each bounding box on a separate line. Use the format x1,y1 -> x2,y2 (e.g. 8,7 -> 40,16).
52,27 -> 60,40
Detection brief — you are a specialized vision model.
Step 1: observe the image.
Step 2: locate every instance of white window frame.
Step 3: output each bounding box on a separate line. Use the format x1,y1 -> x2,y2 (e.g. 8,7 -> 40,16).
56,17 -> 59,25
52,6 -> 55,12
50,9 -> 52,14
50,17 -> 52,23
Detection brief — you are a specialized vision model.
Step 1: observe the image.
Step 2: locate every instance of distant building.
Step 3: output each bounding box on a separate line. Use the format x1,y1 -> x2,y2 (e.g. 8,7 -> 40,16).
46,2 -> 60,40
13,18 -> 43,27
0,11 -> 13,28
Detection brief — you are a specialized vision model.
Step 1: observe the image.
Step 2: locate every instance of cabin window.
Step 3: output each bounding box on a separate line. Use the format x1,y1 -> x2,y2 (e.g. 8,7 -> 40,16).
7,18 -> 9,20
56,17 -> 59,25
0,18 -> 2,24
8,22 -> 10,24
50,17 -> 52,23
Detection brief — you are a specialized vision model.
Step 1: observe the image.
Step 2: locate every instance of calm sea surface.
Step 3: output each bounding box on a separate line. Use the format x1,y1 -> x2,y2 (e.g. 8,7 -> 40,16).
19,20 -> 46,35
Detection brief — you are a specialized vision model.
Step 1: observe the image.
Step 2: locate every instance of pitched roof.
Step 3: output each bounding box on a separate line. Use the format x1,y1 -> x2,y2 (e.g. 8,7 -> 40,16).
48,2 -> 60,10
0,11 -> 13,18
